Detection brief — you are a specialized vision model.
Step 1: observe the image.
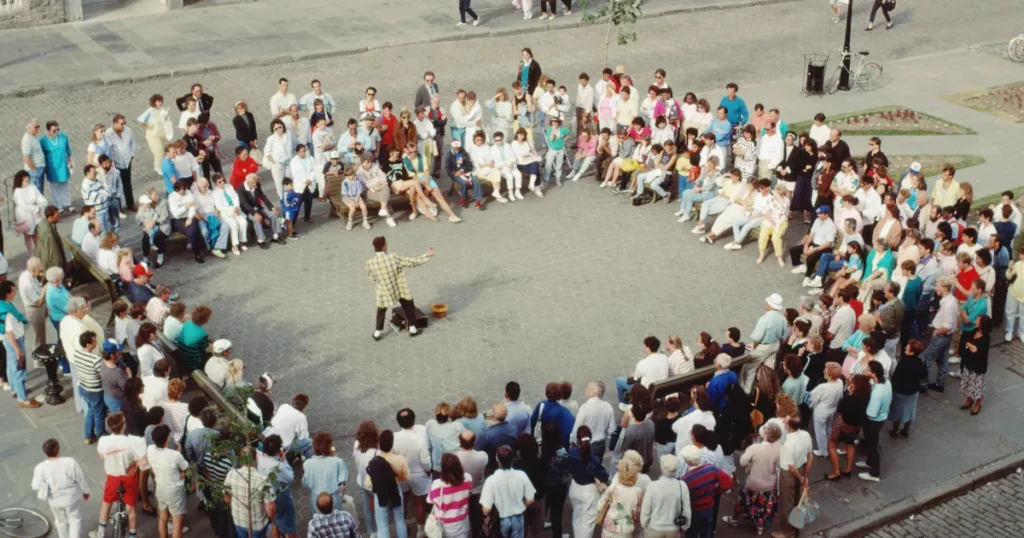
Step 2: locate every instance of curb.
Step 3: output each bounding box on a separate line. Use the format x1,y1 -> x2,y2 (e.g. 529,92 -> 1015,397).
814,450 -> 1024,537
0,0 -> 809,100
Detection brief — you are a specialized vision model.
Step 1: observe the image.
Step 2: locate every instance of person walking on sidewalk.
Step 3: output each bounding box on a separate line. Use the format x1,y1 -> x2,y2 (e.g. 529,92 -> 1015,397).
456,0 -> 481,26
865,0 -> 894,31
857,360 -> 892,483
32,439 -> 90,538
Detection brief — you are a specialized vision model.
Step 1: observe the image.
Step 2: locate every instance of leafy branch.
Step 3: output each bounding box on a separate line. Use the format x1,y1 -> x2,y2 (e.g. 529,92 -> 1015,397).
579,0 -> 643,66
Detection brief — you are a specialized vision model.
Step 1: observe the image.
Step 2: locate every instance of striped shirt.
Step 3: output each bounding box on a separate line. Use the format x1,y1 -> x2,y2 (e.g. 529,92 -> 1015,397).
104,127 -> 136,169
681,463 -> 730,512
72,349 -> 103,392
428,474 -> 473,523
203,453 -> 233,484
22,132 -> 44,168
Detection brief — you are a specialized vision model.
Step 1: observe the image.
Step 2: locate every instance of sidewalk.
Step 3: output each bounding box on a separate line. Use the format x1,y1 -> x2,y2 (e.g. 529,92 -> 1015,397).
0,0 -> 811,96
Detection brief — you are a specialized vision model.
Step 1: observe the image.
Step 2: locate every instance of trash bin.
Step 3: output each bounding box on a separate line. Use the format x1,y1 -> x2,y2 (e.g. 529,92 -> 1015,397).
804,54 -> 829,95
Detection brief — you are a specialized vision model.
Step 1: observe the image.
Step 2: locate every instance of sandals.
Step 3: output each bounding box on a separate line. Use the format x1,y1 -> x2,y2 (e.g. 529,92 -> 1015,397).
824,473 -> 841,481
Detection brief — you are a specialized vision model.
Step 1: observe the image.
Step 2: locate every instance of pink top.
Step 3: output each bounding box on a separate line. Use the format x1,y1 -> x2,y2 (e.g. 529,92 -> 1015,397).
428,474 -> 473,524
577,135 -> 597,157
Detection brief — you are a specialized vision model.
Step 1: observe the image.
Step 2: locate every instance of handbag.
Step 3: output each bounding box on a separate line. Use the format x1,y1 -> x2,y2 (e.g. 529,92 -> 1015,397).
674,480 -> 689,528
596,485 -> 617,526
787,488 -> 820,529
532,402 -> 546,439
882,0 -> 895,10
14,219 -> 32,234
424,485 -> 443,538
750,388 -> 765,429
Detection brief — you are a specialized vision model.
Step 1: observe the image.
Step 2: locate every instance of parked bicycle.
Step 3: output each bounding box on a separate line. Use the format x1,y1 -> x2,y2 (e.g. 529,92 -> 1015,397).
109,484 -> 130,538
827,49 -> 883,94
1009,34 -> 1024,62
0,507 -> 50,538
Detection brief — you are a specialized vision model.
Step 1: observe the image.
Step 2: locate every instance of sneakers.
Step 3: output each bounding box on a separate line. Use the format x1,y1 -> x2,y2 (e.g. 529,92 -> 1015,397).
618,402 -> 629,412
690,225 -> 705,234
472,17 -> 481,26
791,264 -> 806,274
530,187 -> 544,198
378,209 -> 389,217
448,216 -> 462,223
674,208 -> 687,217
232,247 -> 241,256
346,220 -> 354,230
539,13 -> 549,19
831,15 -> 841,23
571,174 -> 581,182
475,201 -> 484,210
386,217 -> 397,227
677,215 -> 690,223
858,472 -> 879,482
855,461 -> 869,469
807,276 -> 823,288
802,277 -> 811,287
948,356 -> 961,365
409,326 -> 421,337
210,249 -> 226,259
362,220 -> 372,230
372,330 -> 383,341
947,370 -> 961,378
515,190 -> 525,201
456,21 -> 466,26
813,450 -> 827,457
724,242 -> 742,250
807,288 -> 824,296
409,210 -> 418,221
494,195 -> 508,203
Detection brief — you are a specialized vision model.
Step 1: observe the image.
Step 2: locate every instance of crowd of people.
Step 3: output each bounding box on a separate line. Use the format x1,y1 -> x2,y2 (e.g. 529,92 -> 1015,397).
11,47 -> 1024,538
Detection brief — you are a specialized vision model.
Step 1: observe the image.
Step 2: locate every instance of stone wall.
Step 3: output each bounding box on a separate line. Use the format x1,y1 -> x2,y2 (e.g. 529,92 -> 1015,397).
0,0 -> 69,30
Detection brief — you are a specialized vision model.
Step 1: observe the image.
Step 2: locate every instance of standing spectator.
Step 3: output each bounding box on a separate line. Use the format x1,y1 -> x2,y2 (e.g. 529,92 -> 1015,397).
365,430 -> 409,538
742,294 -> 787,393
308,493 -> 359,538
105,114 -> 137,211
257,435 -> 298,538
429,454 -> 474,538
32,439 -> 90,538
480,445 -> 536,538
414,72 -> 440,111
528,382 -> 576,447
477,404 -> 520,470
680,445 -> 734,538
1006,248 -> 1024,342
302,431 -> 349,513
393,408 -> 431,536
40,121 -> 74,212
512,434 -> 545,538
224,446 -> 276,538
502,382 -> 532,435
1,281 -> 36,408
18,258 -> 45,351
456,430 -> 488,535
723,422 -> 781,534
94,412 -> 147,538
825,375 -> 872,480
857,361 -> 892,482
13,170 -> 48,256
567,425 -> 608,538
72,330 -> 106,442
353,421 -> 381,538
641,454 -> 691,536
808,362 -> 843,456
99,338 -> 131,413
148,424 -> 189,538
673,386 -> 717,454
888,340 -> 928,437
571,380 -> 616,461
178,305 -> 212,376
539,423 -> 571,538
37,206 -> 68,273
613,400 -> 656,474
22,119 -> 47,193
232,101 -> 259,150
775,415 -> 813,538
426,402 -> 467,474
598,458 -> 644,538
959,315 -> 992,415
516,49 -> 543,94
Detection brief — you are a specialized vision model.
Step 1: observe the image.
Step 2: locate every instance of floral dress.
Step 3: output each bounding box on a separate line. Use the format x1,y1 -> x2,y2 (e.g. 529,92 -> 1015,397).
599,484 -> 643,538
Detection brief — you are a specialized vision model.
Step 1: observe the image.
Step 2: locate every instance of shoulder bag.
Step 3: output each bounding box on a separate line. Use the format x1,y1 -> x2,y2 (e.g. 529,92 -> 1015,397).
675,480 -> 689,528
424,484 -> 443,538
596,485 -> 617,526
750,388 -> 765,429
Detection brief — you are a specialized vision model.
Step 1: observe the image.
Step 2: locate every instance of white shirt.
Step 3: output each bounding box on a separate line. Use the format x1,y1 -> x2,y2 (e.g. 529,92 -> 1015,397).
571,396 -> 616,444
270,91 -> 297,118
137,343 -> 163,378
172,152 -> 199,179
575,83 -> 596,111
450,100 -> 468,129
5,312 -> 25,339
828,304 -> 857,349
18,271 -> 43,307
393,426 -> 431,480
856,188 -> 883,222
141,375 -> 168,409
809,379 -> 843,415
97,248 -> 119,276
634,353 -> 670,388
289,153 -> 316,193
538,91 -> 557,117
265,403 -> 310,449
489,144 -> 517,169
672,409 -> 716,453
467,143 -> 493,169
284,116 -> 311,146
758,131 -> 784,168
933,294 -> 959,331
809,124 -> 830,148
510,141 -> 537,163
265,132 -> 294,167
98,434 -> 147,476
214,187 -> 243,215
779,430 -> 813,470
147,445 -> 188,489
810,218 -> 838,246
480,468 -> 536,517
167,191 -> 196,219
32,457 -> 89,507
178,109 -> 199,130
81,232 -> 101,260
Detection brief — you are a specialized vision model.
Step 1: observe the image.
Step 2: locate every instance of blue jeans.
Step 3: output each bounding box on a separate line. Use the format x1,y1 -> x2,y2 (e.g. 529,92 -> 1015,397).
5,337 -> 28,402
95,206 -> 110,235
105,198 -> 121,233
615,376 -> 633,404
678,190 -> 715,218
499,514 -> 525,538
543,149 -> 565,185
79,387 -> 106,440
374,489 -> 407,538
198,218 -> 229,251
686,507 -> 714,538
28,167 -> 45,194
569,156 -> 594,179
678,176 -> 693,196
921,333 -> 951,389
815,253 -> 846,278
451,127 -> 466,148
698,196 -> 730,225
452,174 -> 483,201
104,393 -> 123,413
361,488 -> 378,534
732,216 -> 762,242
235,524 -> 267,538
289,437 -> 314,459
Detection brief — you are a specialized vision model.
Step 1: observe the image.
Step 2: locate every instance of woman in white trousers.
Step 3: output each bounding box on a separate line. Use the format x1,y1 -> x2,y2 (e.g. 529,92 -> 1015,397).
809,362 -> 844,456
31,439 -> 89,538
567,426 -> 608,538
264,119 -> 294,199
213,177 -> 250,255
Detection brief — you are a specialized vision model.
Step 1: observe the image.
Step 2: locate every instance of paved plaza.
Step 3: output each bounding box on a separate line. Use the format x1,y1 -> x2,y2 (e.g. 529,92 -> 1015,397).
1,1 -> 1024,537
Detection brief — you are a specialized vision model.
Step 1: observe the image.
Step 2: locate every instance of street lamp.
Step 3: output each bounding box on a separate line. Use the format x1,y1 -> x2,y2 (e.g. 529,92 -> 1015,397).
838,0 -> 853,91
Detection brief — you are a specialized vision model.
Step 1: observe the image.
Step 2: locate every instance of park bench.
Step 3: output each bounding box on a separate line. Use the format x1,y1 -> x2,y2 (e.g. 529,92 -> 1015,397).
648,352 -> 754,409
65,236 -> 120,327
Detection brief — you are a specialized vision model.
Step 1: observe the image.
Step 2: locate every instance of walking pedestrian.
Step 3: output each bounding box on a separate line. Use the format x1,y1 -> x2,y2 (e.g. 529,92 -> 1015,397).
456,0 -> 481,26
32,439 -> 90,538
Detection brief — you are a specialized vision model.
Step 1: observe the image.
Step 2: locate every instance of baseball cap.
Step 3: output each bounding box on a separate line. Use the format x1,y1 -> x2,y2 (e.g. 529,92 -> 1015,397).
328,150 -> 341,160
816,206 -> 831,215
212,339 -> 232,354
450,140 -> 462,148
910,162 -> 922,173
132,263 -> 153,277
101,338 -> 123,355
139,195 -> 152,205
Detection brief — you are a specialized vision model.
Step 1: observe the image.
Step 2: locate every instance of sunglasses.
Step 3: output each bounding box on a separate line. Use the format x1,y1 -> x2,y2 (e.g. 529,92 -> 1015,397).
367,92 -> 376,96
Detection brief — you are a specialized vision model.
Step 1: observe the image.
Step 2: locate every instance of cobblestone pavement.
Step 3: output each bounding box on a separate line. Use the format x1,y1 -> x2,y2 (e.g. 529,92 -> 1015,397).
866,471 -> 1024,538
0,4 -> 1023,538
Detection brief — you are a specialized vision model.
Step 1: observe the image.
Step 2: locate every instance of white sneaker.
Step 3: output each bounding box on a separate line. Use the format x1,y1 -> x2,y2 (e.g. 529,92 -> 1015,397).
448,216 -> 462,223
531,187 -> 544,198
515,190 -> 525,201
157,253 -> 165,266
473,17 -> 481,26
807,288 -> 824,296
210,249 -> 226,259
507,193 -> 516,202
948,370 -> 961,378
429,206 -> 439,217
802,277 -> 811,287
1007,334 -> 1014,343
858,472 -> 879,482
2,383 -> 9,391
387,217 -> 397,227
346,220 -> 354,230
378,208 -> 389,217
409,211 -> 418,221
674,209 -> 686,217
362,220 -> 372,230
837,449 -> 846,455
724,242 -> 742,251
813,450 -> 827,457
494,195 -> 508,203
808,276 -> 823,288
791,264 -> 806,274
571,175 -> 581,182
119,212 -> 127,219
539,13 -> 549,19
691,225 -> 705,234
855,461 -> 869,469
677,215 -> 690,223
523,13 -> 530,20
240,245 -> 248,251
232,247 -> 241,256
948,356 -> 961,365
456,21 -> 466,26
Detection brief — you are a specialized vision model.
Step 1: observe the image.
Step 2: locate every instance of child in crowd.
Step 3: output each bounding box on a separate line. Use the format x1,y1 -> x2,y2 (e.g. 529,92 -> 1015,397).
280,178 -> 301,239
341,166 -> 372,231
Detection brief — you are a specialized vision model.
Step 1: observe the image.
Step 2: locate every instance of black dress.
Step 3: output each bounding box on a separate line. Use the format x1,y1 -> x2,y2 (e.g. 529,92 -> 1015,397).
789,150 -> 819,212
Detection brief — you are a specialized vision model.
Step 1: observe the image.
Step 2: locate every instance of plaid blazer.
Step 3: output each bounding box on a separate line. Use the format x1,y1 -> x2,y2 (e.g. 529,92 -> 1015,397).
365,251 -> 429,308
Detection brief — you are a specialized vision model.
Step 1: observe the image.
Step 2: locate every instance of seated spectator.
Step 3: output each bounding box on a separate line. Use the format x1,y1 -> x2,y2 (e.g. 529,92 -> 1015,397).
237,173 -> 286,249
135,190 -> 170,268
178,305 -> 212,375
167,181 -> 206,264
191,177 -> 229,259
81,220 -> 102,260
615,336 -> 669,409
266,393 -> 315,460
163,302 -> 187,343
673,385 -> 717,454
204,339 -> 232,390
71,205 -> 96,245
721,327 -> 746,358
145,285 -> 171,326
229,146 -> 259,189
692,331 -> 721,369
212,174 -> 248,256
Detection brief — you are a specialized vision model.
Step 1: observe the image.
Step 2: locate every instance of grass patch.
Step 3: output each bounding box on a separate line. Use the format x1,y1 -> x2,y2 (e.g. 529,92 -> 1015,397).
944,82 -> 1024,123
973,187 -> 1024,211
789,105 -> 975,136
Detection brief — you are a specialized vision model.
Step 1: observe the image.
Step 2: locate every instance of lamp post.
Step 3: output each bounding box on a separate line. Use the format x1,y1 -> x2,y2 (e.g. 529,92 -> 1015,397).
838,0 -> 853,91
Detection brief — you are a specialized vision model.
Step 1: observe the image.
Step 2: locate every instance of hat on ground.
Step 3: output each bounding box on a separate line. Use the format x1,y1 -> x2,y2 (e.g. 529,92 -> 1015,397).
680,444 -> 702,465
328,150 -> 341,160
101,338 -> 123,355
212,339 -> 232,354
139,195 -> 152,205
132,263 -> 153,277
816,206 -> 832,215
450,140 -> 462,148
766,293 -> 784,311
910,162 -> 922,173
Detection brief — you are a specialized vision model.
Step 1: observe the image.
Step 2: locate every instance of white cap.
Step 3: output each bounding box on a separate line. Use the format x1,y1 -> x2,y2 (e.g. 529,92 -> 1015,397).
212,339 -> 232,354
910,162 -> 922,173
139,195 -> 152,205
328,150 -> 341,160
766,293 -> 784,311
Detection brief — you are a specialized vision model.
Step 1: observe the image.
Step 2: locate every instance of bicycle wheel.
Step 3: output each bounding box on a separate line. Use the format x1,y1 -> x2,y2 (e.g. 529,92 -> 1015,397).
1009,36 -> 1024,62
857,63 -> 883,91
113,511 -> 127,538
0,508 -> 51,538
827,66 -> 844,94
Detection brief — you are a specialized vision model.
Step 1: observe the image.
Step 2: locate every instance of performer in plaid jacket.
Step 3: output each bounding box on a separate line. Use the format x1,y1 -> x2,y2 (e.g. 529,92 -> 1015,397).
365,236 -> 434,340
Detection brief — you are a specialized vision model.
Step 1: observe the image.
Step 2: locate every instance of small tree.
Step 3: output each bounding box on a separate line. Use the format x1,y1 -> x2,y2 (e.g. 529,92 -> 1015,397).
579,0 -> 644,67
188,386 -> 276,538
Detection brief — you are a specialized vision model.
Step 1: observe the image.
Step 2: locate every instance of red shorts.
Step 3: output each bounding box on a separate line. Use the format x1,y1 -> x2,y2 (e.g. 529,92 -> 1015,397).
103,475 -> 139,506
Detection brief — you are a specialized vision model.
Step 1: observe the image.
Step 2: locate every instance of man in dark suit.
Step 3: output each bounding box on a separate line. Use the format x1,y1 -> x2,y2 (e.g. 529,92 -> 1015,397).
236,173 -> 286,249
175,83 -> 214,114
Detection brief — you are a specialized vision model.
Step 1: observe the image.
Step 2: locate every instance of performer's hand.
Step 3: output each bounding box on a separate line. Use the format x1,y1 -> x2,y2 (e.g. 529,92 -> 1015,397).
426,247 -> 435,257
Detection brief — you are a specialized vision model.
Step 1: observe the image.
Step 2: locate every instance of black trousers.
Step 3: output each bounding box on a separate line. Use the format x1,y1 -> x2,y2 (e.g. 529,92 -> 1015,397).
141,229 -> 168,256
376,298 -> 417,331
863,223 -> 876,247
170,218 -> 204,253
300,187 -> 318,220
863,419 -> 884,477
546,484 -> 568,538
993,280 -> 1008,327
790,245 -> 826,277
458,0 -> 477,22
869,0 -> 892,23
200,155 -> 223,182
118,164 -> 135,208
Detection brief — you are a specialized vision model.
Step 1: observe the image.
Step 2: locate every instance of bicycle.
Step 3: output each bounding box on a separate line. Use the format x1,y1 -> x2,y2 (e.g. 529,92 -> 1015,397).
827,49 -> 883,94
108,484 -> 129,538
0,507 -> 50,538
1010,34 -> 1024,62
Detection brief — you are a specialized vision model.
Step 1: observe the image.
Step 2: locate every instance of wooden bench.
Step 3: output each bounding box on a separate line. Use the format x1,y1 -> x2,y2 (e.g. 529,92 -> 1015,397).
65,236 -> 120,327
324,175 -> 414,220
190,369 -> 255,434
648,353 -> 755,408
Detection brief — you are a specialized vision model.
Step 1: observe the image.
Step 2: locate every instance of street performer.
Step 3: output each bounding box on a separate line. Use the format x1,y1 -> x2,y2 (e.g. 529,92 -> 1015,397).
365,236 -> 434,340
